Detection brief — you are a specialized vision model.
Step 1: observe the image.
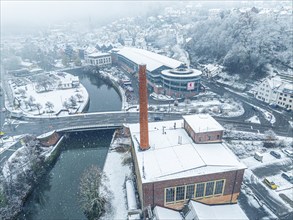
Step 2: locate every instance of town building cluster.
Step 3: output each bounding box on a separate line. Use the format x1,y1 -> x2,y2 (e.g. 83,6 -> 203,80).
255,74 -> 293,111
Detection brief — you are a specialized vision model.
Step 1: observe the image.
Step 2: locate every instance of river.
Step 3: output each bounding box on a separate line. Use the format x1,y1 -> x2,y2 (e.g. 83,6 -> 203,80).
19,69 -> 122,219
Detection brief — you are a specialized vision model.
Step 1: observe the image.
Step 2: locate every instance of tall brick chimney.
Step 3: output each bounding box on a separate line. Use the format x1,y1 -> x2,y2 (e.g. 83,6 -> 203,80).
139,64 -> 149,150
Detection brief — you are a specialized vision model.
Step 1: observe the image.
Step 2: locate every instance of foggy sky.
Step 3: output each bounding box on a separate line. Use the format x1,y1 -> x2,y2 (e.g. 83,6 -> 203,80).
1,0 -> 287,34
1,1 -> 166,30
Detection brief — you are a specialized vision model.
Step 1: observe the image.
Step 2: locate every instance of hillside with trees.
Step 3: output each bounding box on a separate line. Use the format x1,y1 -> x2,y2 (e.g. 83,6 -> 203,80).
185,8 -> 292,79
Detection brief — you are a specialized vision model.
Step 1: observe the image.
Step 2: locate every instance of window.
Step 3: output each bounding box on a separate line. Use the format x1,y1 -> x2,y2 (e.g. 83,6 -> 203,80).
195,183 -> 205,198
283,98 -> 286,101
165,188 -> 175,203
215,180 -> 224,195
176,186 -> 185,201
217,135 -> 220,140
205,181 -> 215,196
208,136 -> 211,140
186,184 -> 195,199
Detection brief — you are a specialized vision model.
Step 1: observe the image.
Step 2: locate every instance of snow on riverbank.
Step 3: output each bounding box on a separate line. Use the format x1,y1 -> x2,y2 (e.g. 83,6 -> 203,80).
102,146 -> 132,219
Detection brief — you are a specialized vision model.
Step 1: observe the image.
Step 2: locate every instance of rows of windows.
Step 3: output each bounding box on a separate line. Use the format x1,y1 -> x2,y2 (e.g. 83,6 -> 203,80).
165,179 -> 225,204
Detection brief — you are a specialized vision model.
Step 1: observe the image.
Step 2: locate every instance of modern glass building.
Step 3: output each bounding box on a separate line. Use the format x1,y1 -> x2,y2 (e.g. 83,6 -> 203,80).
112,47 -> 202,98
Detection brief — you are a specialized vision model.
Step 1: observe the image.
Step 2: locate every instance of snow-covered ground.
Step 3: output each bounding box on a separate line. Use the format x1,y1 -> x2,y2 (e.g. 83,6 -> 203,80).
102,136 -> 133,220
7,72 -> 89,117
0,134 -> 24,154
225,130 -> 293,214
130,95 -> 245,117
245,115 -> 261,124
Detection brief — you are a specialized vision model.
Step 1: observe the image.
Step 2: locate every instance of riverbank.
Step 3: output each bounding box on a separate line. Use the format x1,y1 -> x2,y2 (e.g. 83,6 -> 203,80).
16,130 -> 113,219
0,134 -> 65,219
101,128 -> 133,219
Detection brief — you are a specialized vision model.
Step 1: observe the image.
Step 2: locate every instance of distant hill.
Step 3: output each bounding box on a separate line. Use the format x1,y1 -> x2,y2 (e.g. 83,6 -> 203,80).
185,8 -> 292,79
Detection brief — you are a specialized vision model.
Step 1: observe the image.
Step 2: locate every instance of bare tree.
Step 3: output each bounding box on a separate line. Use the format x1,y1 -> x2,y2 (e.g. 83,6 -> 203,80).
69,96 -> 77,108
27,96 -> 36,111
18,89 -> 26,97
35,103 -> 43,115
63,101 -> 70,110
75,93 -> 83,102
79,165 -> 112,220
45,101 -> 54,113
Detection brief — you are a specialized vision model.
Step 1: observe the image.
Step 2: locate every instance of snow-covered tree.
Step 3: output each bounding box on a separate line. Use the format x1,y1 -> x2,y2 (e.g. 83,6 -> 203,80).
78,165 -> 112,220
27,96 -> 36,111
75,93 -> 83,102
45,101 -> 54,113
35,103 -> 43,115
69,96 -> 77,108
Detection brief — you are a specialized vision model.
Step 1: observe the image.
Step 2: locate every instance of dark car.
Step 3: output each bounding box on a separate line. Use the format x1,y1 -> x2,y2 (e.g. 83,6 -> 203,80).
281,173 -> 293,184
270,151 -> 281,159
154,116 -> 163,121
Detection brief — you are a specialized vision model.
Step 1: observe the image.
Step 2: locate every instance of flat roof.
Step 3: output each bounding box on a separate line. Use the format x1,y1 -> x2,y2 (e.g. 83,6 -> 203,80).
88,52 -> 110,58
116,47 -> 183,72
189,200 -> 249,220
128,117 -> 246,183
153,206 -> 183,220
161,68 -> 202,78
183,114 -> 224,133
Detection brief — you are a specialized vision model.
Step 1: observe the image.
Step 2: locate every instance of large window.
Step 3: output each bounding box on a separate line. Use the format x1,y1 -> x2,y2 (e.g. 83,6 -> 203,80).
165,188 -> 175,203
186,184 -> 195,199
164,179 -> 225,204
176,186 -> 185,201
214,180 -> 224,195
205,181 -> 215,197
195,183 -> 205,198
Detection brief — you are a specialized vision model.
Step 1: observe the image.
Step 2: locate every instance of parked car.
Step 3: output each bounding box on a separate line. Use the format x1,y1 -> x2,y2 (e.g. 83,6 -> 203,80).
254,152 -> 263,162
281,172 -> 293,184
270,150 -> 281,159
282,149 -> 293,157
154,116 -> 163,121
264,178 -> 278,190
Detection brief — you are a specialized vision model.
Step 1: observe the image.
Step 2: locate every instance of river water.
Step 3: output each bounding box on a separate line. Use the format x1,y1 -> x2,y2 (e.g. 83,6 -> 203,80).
19,69 -> 122,219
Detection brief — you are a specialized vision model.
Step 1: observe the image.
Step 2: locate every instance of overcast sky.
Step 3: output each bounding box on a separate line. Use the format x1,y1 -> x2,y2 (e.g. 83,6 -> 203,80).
1,1 -> 287,35
1,1 -> 167,28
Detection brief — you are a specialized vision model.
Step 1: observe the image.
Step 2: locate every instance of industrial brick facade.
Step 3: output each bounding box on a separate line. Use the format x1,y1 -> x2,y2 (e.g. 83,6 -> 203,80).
184,119 -> 223,143
139,169 -> 245,210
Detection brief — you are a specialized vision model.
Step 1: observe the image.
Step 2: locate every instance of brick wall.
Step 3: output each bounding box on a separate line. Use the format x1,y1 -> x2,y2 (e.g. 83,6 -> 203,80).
184,120 -> 223,143
140,169 -> 245,210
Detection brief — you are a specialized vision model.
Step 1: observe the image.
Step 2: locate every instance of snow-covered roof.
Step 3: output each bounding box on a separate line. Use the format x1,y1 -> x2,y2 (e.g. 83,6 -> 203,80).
128,117 -> 246,183
88,52 -> 111,58
161,68 -> 202,78
153,206 -> 183,220
265,76 -> 293,94
116,47 -> 183,72
189,200 -> 249,220
183,114 -> 224,133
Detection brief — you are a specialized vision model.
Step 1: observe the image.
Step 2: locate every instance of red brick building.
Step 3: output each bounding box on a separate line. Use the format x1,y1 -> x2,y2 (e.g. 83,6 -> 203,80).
129,114 -> 246,211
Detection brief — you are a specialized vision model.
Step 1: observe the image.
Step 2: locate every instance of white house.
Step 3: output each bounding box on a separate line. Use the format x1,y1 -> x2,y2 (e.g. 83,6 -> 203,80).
85,52 -> 112,67
255,75 -> 293,110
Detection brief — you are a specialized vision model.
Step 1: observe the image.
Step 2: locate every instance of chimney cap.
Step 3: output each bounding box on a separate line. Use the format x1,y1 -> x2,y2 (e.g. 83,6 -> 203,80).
139,63 -> 146,66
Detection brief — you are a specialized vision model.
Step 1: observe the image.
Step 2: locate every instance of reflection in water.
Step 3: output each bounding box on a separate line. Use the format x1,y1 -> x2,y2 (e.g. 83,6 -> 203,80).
69,69 -> 122,112
20,130 -> 114,219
